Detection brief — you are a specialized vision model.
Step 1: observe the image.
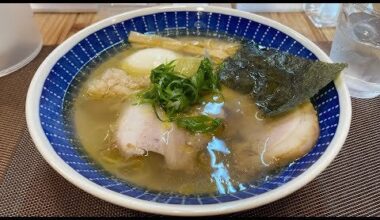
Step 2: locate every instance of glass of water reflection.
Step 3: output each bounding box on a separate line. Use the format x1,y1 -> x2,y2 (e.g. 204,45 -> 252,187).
330,3 -> 380,98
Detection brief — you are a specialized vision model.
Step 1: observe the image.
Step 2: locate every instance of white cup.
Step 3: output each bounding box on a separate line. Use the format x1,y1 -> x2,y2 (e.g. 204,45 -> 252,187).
0,4 -> 42,77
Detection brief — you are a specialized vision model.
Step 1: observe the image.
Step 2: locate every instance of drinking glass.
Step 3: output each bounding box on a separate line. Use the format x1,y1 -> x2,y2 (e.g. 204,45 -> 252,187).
330,3 -> 380,98
304,3 -> 341,28
0,4 -> 42,77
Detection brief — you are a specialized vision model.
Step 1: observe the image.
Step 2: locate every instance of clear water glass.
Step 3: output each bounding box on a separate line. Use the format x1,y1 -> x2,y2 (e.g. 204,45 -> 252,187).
0,4 -> 42,77
330,3 -> 380,98
304,3 -> 341,28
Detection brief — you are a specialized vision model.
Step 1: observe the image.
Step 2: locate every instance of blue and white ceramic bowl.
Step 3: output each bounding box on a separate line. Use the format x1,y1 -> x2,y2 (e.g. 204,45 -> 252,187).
26,6 -> 351,216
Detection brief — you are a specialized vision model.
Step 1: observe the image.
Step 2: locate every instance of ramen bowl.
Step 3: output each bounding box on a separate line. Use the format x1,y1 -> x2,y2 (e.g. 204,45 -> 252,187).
26,5 -> 351,216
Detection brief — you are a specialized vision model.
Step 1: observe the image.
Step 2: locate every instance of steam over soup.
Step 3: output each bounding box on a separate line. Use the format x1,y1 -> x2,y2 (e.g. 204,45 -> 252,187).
68,31 -> 345,195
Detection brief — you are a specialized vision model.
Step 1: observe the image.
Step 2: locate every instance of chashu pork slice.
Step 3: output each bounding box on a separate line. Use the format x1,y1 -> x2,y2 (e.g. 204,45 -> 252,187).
85,68 -> 149,99
262,102 -> 320,166
231,102 -> 320,178
115,104 -> 209,171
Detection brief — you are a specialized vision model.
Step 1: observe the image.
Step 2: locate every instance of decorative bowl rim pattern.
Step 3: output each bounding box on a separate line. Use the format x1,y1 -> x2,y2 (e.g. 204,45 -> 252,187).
26,5 -> 352,216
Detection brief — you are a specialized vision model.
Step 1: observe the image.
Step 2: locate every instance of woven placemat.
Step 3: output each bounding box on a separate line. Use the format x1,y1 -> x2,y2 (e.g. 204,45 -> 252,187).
0,46 -> 379,217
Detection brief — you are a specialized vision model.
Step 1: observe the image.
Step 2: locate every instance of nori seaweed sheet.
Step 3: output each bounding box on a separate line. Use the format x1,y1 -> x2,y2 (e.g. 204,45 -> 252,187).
219,42 -> 347,116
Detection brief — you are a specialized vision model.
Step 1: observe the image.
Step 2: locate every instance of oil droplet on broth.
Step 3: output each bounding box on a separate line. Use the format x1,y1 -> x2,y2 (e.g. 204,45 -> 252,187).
100,146 -> 125,165
117,156 -> 145,177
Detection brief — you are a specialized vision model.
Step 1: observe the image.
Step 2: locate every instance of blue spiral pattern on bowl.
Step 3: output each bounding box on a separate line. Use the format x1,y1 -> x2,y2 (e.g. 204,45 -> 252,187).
39,11 -> 340,204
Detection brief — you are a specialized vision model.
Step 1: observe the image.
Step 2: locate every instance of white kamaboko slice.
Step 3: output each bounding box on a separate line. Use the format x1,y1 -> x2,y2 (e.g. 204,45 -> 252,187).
121,47 -> 181,76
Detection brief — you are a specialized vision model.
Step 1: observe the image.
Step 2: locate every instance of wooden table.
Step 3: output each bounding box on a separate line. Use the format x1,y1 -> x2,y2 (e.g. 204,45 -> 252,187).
33,11 -> 335,53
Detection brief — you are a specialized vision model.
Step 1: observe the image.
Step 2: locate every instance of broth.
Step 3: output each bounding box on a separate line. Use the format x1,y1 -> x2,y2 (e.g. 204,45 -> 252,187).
69,35 -> 319,195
